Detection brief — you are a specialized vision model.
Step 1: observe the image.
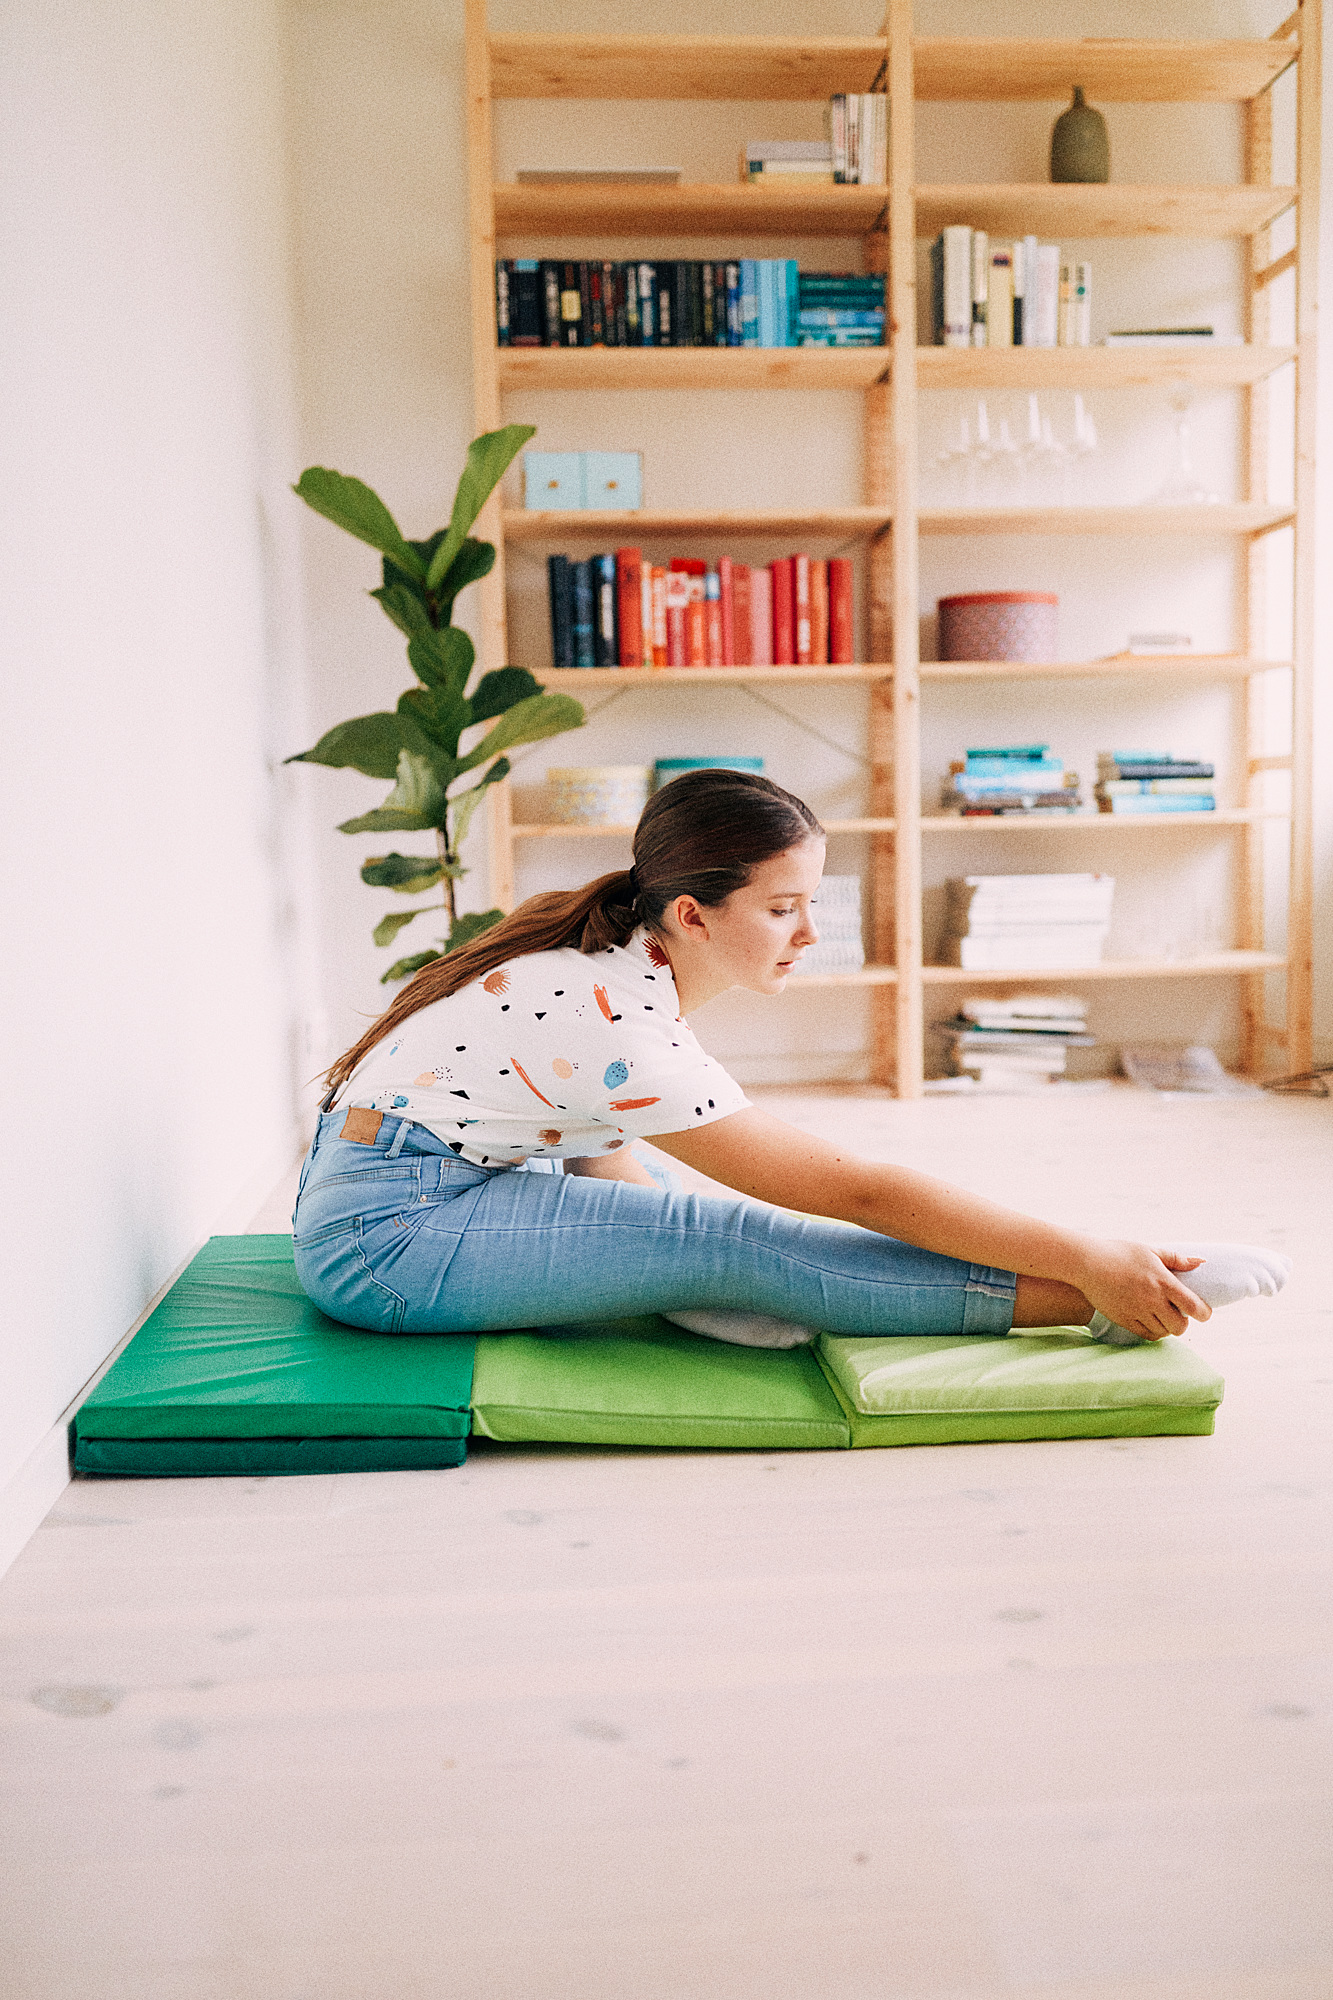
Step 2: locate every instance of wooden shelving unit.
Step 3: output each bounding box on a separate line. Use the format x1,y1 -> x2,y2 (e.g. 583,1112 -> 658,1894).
466,3 -> 1318,1093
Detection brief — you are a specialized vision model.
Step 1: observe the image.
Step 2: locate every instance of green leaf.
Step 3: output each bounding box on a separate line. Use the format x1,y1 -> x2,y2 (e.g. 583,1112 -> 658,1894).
382,948 -> 442,984
448,757 -> 510,849
293,469 -> 425,581
408,625 -> 474,695
468,666 -> 543,723
457,692 -> 585,774
360,852 -> 446,895
426,425 -> 536,593
373,908 -> 426,948
285,711 -> 422,780
434,537 -> 496,617
371,581 -> 435,639
337,750 -> 447,834
444,909 -> 505,955
399,683 -> 469,766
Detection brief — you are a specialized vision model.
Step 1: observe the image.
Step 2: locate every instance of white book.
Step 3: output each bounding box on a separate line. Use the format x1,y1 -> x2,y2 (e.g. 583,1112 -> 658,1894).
1032,244 -> 1060,347
942,225 -> 972,347
970,230 -> 989,346
950,930 -> 1108,970
1074,261 -> 1092,346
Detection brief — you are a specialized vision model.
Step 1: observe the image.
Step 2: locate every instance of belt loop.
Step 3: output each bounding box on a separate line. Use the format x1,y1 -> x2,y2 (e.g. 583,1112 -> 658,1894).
385,1117 -> 411,1160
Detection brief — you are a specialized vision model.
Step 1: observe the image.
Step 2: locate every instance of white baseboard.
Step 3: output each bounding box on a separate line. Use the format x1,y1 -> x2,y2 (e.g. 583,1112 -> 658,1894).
0,1121 -> 307,1585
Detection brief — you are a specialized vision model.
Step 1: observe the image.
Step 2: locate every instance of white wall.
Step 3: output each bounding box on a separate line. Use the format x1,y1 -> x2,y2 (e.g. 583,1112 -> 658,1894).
289,0 -> 1333,1084
0,0 -> 313,1554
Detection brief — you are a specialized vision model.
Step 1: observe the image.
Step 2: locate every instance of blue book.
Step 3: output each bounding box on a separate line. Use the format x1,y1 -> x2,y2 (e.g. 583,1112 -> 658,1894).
785,260 -> 800,345
1100,795 -> 1216,814
572,560 -> 595,669
593,553 -> 617,667
799,309 -> 886,328
757,261 -> 774,348
725,260 -> 741,345
740,260 -> 759,347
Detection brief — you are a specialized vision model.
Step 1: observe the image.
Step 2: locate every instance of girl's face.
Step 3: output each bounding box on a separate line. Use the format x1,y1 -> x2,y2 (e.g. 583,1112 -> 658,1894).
663,839 -> 827,999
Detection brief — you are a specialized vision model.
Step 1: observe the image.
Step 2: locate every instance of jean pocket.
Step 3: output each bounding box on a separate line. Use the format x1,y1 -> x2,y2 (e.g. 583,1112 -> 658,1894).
293,1217 -> 406,1334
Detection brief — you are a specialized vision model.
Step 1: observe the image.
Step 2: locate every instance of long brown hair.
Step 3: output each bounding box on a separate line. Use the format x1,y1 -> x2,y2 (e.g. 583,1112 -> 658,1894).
324,768 -> 823,1098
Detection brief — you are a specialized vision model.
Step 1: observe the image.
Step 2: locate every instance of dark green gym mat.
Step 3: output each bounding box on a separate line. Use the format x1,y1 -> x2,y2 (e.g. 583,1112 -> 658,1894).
72,1235 -> 475,1476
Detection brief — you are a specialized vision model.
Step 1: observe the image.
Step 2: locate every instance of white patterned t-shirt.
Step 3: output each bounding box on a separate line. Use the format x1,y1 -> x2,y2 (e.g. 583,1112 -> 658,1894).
344,926 -> 749,1166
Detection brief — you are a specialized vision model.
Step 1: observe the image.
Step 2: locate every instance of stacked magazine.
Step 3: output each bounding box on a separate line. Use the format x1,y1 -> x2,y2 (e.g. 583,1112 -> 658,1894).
940,874 -> 1115,970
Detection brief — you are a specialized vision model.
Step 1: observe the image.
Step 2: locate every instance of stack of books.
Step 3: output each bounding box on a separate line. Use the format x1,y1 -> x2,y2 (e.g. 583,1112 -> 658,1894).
495,261 -> 883,349
1095,751 -> 1216,815
547,551 -> 855,669
930,228 -> 1090,348
940,874 -> 1116,970
827,95 -> 888,185
743,139 -> 835,184
789,875 -> 864,976
942,743 -> 1081,817
936,995 -> 1094,1086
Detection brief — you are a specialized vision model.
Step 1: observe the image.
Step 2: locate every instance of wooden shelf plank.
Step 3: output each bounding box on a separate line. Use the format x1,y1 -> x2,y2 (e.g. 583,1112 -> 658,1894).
923,950 -> 1286,983
920,655 -> 1290,680
505,507 -> 892,542
488,34 -> 886,100
918,345 -> 1295,389
920,503 -> 1296,536
784,966 -> 899,988
497,347 -> 888,391
923,809 -> 1287,832
494,182 -> 887,238
916,183 -> 1295,239
913,37 -> 1298,104
511,817 -> 897,840
539,664 -> 895,688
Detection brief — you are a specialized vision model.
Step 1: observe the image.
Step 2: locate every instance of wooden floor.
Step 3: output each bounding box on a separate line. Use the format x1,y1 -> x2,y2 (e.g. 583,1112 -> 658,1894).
2,1085 -> 1331,2000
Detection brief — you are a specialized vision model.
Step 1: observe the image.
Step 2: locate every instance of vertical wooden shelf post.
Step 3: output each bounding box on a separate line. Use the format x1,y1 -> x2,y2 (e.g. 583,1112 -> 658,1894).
887,0 -> 922,1095
1241,66 -> 1273,1072
1289,0 -> 1320,1075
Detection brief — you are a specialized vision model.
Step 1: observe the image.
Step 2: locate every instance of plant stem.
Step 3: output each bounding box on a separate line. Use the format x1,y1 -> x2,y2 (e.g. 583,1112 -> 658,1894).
437,823 -> 458,929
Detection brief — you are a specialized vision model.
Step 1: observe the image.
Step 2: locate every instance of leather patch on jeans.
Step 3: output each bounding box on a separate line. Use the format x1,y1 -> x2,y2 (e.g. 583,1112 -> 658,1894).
341,1107 -> 384,1146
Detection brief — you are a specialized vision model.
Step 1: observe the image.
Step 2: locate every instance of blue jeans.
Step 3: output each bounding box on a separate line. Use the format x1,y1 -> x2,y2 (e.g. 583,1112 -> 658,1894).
291,1110 -> 1017,1338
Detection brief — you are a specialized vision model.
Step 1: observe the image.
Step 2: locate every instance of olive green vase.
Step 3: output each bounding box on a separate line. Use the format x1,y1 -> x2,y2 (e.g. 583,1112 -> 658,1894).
1050,86 -> 1110,184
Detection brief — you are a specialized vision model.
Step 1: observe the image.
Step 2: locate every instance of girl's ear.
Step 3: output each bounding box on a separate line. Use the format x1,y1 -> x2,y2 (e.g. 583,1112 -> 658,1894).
671,894 -> 711,942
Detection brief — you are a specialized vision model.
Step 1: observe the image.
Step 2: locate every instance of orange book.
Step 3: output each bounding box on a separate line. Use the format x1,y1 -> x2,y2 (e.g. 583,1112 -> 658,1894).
664,569 -> 690,666
639,560 -> 654,668
809,558 -> 828,665
828,557 -> 854,663
650,566 -> 669,666
730,564 -> 752,664
615,547 -> 643,667
794,553 -> 812,666
686,595 -> 707,665
704,570 -> 725,665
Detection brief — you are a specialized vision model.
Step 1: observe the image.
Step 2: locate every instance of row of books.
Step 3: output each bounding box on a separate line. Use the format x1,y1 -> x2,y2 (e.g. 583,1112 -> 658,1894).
743,95 -> 888,187
931,229 -> 1091,349
496,261 -> 885,349
936,995 -> 1094,1085
790,874 -> 865,976
547,551 -> 856,670
943,743 -> 1081,817
940,873 -> 1115,971
1096,752 -> 1216,814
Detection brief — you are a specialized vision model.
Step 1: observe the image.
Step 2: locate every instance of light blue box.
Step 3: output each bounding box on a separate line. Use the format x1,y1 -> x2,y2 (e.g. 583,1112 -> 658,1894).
524,451 -> 585,510
582,451 -> 642,510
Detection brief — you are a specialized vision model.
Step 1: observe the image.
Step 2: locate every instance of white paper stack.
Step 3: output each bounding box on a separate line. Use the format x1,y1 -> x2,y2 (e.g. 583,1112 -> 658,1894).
790,874 -> 865,975
940,874 -> 1115,970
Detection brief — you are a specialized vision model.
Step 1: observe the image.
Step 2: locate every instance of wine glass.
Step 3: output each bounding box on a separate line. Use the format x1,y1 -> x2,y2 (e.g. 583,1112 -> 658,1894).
1150,385 -> 1219,505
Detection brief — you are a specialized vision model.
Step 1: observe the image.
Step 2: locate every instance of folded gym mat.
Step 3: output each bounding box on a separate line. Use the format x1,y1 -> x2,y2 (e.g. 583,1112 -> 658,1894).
469,1318 -> 850,1450
73,1235 -> 476,1476
815,1328 -> 1225,1446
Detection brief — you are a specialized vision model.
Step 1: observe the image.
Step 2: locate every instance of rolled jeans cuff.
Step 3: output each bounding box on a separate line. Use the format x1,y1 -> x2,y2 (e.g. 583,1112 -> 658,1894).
962,1264 -> 1018,1334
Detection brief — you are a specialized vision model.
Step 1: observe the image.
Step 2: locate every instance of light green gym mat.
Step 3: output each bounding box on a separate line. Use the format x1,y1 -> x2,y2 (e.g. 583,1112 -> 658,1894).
72,1235 -> 476,1476
469,1318 -> 851,1450
814,1328 -> 1226,1446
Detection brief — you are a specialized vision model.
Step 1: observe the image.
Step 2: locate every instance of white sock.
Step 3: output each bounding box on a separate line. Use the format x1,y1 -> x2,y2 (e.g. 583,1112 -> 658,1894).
660,1307 -> 815,1350
1086,1241 -> 1291,1346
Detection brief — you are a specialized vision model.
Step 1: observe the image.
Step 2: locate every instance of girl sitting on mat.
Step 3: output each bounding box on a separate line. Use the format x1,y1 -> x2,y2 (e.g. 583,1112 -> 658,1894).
294,768 -> 1288,1349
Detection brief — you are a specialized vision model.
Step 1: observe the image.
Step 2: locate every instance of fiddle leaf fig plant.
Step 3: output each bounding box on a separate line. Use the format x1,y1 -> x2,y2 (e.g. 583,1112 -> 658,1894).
287,425 -> 584,980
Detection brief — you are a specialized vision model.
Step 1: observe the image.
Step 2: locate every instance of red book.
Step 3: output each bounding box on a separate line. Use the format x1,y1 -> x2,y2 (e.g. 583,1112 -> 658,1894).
750,565 -> 773,665
664,569 -> 690,666
649,567 -> 668,666
770,557 -> 795,665
686,596 -> 707,666
718,557 -> 735,666
615,547 -> 643,667
828,557 -> 854,664
793,553 -> 812,665
809,559 -> 828,666
730,564 -> 752,664
704,574 -> 724,666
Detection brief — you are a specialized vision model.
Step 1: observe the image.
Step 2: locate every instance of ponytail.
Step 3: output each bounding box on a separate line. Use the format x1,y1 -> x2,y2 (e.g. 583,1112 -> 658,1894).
323,768 -> 822,1100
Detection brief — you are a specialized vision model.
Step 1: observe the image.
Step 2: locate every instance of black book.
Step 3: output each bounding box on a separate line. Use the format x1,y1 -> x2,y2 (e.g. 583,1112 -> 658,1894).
1109,761 -> 1215,780
588,263 -> 606,346
547,555 -> 574,671
578,261 -> 593,346
594,554 -> 618,667
624,262 -> 641,346
724,260 -> 741,345
701,261 -> 715,345
714,262 -> 730,344
510,261 -> 542,346
672,262 -> 691,347
637,261 -> 656,345
560,261 -> 582,346
541,260 -> 562,345
572,560 -> 596,668
655,262 -> 674,346
612,262 -> 630,346
494,260 -> 511,346
684,261 -> 702,345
